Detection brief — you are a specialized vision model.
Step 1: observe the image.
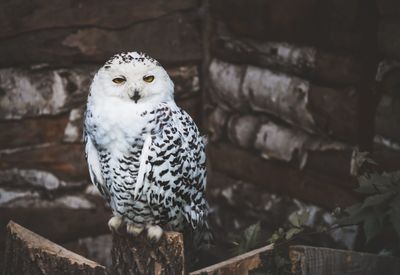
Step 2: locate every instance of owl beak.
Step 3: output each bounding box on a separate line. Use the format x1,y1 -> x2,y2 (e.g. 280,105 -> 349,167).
129,90 -> 141,103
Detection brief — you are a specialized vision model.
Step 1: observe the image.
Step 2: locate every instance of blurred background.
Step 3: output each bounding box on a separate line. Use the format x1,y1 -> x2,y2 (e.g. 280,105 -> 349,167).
0,0 -> 400,270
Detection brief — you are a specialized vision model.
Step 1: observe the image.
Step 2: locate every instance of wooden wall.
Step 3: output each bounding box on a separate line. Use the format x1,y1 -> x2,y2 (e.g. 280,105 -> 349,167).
1,0 -> 400,266
0,0 -> 203,261
204,0 -> 400,216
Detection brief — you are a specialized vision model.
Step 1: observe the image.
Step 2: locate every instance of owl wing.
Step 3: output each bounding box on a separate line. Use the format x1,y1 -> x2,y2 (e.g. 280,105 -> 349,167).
133,104 -> 208,229
84,129 -> 111,203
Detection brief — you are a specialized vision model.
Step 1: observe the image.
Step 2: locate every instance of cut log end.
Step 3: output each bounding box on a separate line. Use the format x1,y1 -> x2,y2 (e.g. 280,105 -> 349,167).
3,220 -> 107,275
111,231 -> 185,275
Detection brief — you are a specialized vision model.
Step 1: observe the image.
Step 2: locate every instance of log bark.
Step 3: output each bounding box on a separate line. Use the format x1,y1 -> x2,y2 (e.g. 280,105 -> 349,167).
0,198 -> 110,252
111,231 -> 184,275
208,142 -> 358,208
190,244 -> 273,275
379,19 -> 400,59
0,143 -> 87,182
375,94 -> 400,144
0,114 -> 70,149
289,245 -> 400,275
377,0 -> 400,16
210,0 -> 362,50
3,221 -> 107,275
208,59 -> 359,144
211,33 -> 362,85
0,65 -> 199,120
0,0 -> 197,39
0,12 -> 201,68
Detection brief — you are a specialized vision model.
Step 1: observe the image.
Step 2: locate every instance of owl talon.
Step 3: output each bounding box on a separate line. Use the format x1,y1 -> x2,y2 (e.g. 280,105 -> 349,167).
126,223 -> 144,236
146,225 -> 163,242
108,216 -> 123,233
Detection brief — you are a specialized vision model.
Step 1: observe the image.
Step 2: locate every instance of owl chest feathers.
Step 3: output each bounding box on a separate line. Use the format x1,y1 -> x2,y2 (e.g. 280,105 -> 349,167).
86,97 -> 162,153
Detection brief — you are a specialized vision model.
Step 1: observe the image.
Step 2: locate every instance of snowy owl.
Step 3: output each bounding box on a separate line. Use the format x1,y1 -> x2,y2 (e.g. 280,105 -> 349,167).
84,52 -> 210,244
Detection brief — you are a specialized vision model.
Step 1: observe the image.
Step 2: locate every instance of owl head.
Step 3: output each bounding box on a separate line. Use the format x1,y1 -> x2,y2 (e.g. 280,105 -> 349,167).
90,52 -> 174,104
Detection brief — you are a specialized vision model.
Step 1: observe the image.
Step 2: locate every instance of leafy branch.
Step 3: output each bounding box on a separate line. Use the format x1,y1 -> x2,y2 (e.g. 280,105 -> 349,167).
339,171 -> 400,245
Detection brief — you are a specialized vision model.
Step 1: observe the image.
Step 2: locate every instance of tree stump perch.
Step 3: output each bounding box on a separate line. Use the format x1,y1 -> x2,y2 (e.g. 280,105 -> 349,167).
111,231 -> 185,275
3,221 -> 107,275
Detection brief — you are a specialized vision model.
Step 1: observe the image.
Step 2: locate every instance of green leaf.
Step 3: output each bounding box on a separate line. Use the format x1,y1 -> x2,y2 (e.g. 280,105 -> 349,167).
363,214 -> 382,242
289,211 -> 309,227
298,211 -> 309,225
268,232 -> 280,244
374,175 -> 394,193
362,192 -> 395,209
231,222 -> 262,256
285,227 -> 303,240
356,176 -> 378,194
233,222 -> 261,255
338,203 -> 368,225
243,222 -> 261,247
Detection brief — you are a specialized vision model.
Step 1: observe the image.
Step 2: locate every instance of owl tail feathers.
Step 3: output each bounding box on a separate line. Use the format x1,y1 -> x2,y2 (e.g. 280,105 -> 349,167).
183,221 -> 214,271
193,220 -> 214,251
183,220 -> 213,251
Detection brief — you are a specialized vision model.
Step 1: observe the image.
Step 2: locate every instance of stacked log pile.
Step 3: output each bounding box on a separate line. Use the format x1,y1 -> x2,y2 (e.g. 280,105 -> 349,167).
373,0 -> 400,170
204,0 -> 383,210
0,0 -> 203,267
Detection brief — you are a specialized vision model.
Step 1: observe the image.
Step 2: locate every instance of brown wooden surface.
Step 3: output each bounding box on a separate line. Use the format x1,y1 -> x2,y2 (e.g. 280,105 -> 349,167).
289,245 -> 400,275
0,114 -> 69,150
0,12 -> 201,67
111,231 -> 184,275
210,0 -> 362,51
3,221 -> 107,275
0,200 -> 110,247
0,0 -> 197,38
211,34 -> 361,85
208,59 -> 359,144
190,244 -> 273,275
0,144 -> 87,182
208,142 -> 358,209
379,18 -> 400,59
308,85 -> 358,144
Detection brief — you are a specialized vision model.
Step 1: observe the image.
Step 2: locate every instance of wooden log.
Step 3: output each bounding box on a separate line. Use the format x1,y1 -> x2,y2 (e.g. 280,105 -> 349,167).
0,143 -> 87,182
208,59 -> 359,143
375,94 -> 400,144
0,12 -> 201,67
210,0 -> 362,51
3,221 -> 107,275
0,114 -> 70,149
0,0 -> 197,39
191,244 -> 400,275
0,67 -> 93,119
208,142 -> 358,208
379,19 -> 400,60
377,0 -> 400,16
289,245 -> 400,275
0,65 -> 199,120
211,34 -> 362,85
190,244 -> 273,275
225,113 -> 350,171
111,231 -> 185,275
371,143 -> 400,173
0,198 -> 110,246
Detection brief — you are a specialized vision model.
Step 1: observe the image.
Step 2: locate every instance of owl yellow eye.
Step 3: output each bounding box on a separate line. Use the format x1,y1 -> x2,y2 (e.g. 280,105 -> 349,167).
143,75 -> 154,83
112,77 -> 126,84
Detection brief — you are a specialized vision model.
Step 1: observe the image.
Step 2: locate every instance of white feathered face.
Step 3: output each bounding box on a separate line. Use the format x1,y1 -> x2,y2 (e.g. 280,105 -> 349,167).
90,52 -> 174,104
